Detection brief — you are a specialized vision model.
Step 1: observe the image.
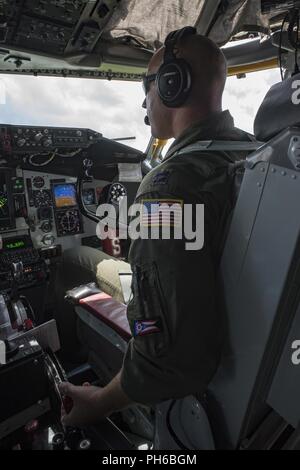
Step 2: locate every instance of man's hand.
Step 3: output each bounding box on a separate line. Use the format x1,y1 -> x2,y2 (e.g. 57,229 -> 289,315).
59,371 -> 133,428
60,382 -> 106,427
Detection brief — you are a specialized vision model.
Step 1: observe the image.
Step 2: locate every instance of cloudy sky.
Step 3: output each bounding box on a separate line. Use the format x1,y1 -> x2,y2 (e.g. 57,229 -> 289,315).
0,67 -> 281,152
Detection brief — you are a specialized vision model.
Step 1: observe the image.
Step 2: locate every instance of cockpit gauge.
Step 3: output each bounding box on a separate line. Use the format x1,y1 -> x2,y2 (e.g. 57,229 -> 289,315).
60,212 -> 77,232
42,234 -> 55,246
32,176 -> 45,189
33,190 -> 52,208
41,220 -> 52,233
82,188 -> 96,206
109,183 -> 127,204
56,209 -> 82,237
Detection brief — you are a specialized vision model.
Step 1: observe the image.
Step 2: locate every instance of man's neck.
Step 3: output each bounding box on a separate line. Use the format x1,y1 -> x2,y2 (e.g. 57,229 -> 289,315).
172,106 -> 222,139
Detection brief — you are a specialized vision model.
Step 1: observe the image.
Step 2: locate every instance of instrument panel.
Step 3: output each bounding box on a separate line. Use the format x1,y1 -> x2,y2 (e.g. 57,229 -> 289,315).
0,166 -> 106,254
3,125 -> 102,153
0,123 -> 144,255
52,183 -> 83,237
28,176 -> 85,239
0,124 -> 144,176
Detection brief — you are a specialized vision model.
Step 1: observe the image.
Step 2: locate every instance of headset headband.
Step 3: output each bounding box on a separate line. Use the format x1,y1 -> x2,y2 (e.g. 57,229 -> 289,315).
164,26 -> 197,63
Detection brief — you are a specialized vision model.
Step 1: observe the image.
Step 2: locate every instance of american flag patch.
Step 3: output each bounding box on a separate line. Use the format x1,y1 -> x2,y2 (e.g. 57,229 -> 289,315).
133,319 -> 160,337
141,199 -> 183,227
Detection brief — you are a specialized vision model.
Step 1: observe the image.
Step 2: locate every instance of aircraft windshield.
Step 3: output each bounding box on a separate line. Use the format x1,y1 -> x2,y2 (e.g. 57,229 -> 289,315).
0,66 -> 281,158
0,75 -> 151,153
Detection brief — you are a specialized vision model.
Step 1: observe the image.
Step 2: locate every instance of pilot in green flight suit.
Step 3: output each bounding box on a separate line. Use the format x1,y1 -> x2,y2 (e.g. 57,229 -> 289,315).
58,28 -> 254,425
121,109 -> 253,404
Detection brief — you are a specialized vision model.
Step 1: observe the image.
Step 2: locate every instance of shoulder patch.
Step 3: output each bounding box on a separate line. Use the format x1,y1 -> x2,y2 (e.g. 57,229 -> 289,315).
151,171 -> 171,186
133,319 -> 161,337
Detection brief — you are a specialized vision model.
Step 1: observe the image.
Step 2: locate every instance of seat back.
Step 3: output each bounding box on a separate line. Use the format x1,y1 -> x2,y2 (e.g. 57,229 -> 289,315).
206,75 -> 300,449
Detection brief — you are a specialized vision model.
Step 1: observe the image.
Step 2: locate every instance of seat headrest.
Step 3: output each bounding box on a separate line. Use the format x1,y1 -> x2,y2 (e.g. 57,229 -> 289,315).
254,73 -> 300,142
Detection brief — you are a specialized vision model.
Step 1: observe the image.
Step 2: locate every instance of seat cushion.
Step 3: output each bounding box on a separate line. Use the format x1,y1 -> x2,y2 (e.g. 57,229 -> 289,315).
96,258 -> 132,304
79,292 -> 131,342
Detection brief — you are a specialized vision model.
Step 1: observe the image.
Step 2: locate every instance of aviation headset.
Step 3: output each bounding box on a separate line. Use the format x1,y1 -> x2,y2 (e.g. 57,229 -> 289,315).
156,26 -> 197,108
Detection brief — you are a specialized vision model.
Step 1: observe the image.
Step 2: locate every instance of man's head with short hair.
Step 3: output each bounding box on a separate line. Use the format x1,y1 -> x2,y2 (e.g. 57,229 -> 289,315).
144,31 -> 227,140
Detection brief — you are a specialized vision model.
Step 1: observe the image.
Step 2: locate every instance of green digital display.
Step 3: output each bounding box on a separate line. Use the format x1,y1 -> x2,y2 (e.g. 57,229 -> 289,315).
4,240 -> 26,250
12,178 -> 24,192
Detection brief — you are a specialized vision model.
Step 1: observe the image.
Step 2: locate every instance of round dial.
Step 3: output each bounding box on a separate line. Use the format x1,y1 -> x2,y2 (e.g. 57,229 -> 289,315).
41,221 -> 52,233
33,176 -> 45,189
34,190 -> 52,208
56,210 -> 81,237
60,212 -> 77,232
109,183 -> 127,204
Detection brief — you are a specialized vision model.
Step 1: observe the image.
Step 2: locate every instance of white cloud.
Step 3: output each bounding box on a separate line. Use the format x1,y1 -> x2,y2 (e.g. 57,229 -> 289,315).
223,68 -> 281,134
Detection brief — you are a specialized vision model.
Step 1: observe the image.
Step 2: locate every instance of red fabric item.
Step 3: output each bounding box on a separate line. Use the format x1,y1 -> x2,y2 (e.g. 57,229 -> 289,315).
79,292 -> 131,342
24,319 -> 34,331
101,228 -> 123,258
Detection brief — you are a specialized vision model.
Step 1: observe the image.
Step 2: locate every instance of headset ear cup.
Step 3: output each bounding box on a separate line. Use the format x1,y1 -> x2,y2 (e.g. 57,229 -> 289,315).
156,59 -> 192,108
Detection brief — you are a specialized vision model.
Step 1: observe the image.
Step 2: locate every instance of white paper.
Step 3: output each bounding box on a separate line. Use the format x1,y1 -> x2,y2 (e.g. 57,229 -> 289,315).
118,163 -> 142,182
119,272 -> 133,305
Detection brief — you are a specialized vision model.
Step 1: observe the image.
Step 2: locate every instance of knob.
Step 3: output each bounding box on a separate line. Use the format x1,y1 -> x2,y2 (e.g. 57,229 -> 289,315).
42,234 -> 55,246
43,138 -> 53,147
52,432 -> 65,451
17,138 -> 26,147
34,132 -> 43,143
79,439 -> 91,450
41,221 -> 52,233
65,428 -> 84,451
11,261 -> 24,282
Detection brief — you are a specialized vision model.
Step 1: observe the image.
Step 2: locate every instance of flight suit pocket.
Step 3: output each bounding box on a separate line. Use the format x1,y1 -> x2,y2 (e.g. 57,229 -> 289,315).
127,262 -> 171,357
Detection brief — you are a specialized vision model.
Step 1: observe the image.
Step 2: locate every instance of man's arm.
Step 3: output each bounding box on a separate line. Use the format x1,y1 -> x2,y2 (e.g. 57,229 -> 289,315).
120,160 -> 224,404
59,370 -> 133,427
